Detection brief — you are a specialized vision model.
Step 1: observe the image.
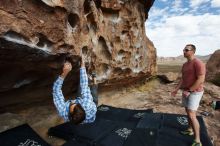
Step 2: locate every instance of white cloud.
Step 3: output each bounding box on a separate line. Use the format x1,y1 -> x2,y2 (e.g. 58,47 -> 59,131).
172,0 -> 182,9
148,7 -> 169,18
169,0 -> 184,13
211,0 -> 220,8
147,7 -> 170,29
145,14 -> 220,57
190,0 -> 210,7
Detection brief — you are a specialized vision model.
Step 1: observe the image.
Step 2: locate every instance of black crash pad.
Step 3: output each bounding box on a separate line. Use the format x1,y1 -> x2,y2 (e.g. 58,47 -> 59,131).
49,118 -> 137,143
123,128 -> 158,146
49,105 -> 212,146
62,139 -> 93,146
137,113 -> 213,146
62,128 -> 158,146
0,124 -> 50,146
96,104 -> 153,123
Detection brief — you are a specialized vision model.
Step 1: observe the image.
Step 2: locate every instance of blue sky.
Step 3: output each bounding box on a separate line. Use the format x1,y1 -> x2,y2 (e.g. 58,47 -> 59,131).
145,0 -> 220,57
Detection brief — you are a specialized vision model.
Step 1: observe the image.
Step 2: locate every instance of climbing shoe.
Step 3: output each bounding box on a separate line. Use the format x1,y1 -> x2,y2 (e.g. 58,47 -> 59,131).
180,129 -> 194,136
191,140 -> 202,146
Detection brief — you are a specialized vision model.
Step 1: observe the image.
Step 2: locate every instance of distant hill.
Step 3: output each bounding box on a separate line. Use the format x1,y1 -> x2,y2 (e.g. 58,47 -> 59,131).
196,54 -> 212,62
157,54 -> 211,65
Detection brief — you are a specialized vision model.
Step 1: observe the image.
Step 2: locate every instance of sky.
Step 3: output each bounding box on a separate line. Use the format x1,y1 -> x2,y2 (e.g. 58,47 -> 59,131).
145,0 -> 220,57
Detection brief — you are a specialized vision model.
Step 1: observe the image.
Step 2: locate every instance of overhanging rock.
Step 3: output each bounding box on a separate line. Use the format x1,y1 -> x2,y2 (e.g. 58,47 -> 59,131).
0,0 -> 156,107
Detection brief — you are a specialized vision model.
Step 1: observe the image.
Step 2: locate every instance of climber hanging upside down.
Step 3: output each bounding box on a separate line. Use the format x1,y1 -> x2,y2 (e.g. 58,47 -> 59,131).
52,56 -> 98,124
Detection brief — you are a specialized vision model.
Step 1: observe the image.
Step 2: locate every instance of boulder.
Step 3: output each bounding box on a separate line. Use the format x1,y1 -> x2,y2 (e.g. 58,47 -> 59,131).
0,0 -> 156,107
206,50 -> 220,86
157,72 -> 179,83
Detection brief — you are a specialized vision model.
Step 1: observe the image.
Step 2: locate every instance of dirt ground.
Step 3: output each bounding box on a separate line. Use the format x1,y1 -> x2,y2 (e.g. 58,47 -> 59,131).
0,78 -> 219,146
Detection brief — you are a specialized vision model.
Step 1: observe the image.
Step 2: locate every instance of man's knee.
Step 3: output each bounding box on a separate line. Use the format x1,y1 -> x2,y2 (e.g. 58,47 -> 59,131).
187,110 -> 197,120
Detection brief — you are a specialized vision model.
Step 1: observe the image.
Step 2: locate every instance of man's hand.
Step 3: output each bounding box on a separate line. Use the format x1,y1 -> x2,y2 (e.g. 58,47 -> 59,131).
171,78 -> 182,97
60,61 -> 72,78
182,90 -> 191,98
171,90 -> 178,97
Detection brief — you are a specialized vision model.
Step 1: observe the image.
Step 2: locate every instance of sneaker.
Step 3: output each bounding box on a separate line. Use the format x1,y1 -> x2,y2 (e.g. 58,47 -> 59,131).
191,140 -> 202,146
180,129 -> 194,136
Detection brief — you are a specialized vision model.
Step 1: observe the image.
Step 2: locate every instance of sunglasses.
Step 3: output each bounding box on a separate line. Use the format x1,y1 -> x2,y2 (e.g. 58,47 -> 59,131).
183,48 -> 193,52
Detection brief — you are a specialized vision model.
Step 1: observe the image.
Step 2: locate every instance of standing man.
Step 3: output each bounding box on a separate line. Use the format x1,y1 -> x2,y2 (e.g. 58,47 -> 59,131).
171,44 -> 206,146
52,57 -> 97,124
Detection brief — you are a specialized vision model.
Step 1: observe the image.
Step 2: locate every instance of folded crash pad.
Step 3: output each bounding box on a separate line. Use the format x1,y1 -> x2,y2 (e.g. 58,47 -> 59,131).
0,124 -> 50,146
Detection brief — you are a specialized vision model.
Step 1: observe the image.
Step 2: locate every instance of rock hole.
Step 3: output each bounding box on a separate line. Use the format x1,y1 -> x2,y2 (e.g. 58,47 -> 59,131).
102,8 -> 119,22
110,42 -> 113,47
81,46 -> 92,65
82,46 -> 88,55
87,13 -> 97,32
117,50 -> 126,61
113,67 -> 123,75
94,0 -> 101,9
136,48 -> 140,54
84,0 -> 91,14
36,33 -> 53,48
4,31 -> 29,42
3,31 -> 52,53
113,67 -> 132,75
96,63 -> 110,81
122,30 -> 129,35
98,36 -> 112,60
118,50 -> 125,56
58,44 -> 74,51
68,13 -> 79,28
114,36 -> 121,42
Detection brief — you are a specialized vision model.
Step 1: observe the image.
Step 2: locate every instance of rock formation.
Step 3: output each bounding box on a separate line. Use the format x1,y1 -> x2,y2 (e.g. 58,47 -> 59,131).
157,72 -> 180,83
206,50 -> 220,86
0,0 -> 156,108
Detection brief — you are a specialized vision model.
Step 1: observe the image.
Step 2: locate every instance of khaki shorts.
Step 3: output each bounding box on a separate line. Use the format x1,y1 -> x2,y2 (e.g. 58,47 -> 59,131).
182,91 -> 204,111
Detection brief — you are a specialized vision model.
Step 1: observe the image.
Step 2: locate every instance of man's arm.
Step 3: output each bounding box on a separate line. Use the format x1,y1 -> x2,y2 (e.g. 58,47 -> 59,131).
52,77 -> 67,119
171,78 -> 182,97
52,62 -> 72,120
80,57 -> 92,100
189,74 -> 205,91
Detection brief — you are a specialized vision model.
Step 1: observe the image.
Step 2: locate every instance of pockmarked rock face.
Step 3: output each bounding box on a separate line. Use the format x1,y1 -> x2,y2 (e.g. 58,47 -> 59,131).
206,50 -> 220,86
0,0 -> 156,107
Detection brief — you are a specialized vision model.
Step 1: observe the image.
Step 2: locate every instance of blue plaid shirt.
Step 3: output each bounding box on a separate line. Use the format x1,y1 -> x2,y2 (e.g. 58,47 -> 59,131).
52,67 -> 97,123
